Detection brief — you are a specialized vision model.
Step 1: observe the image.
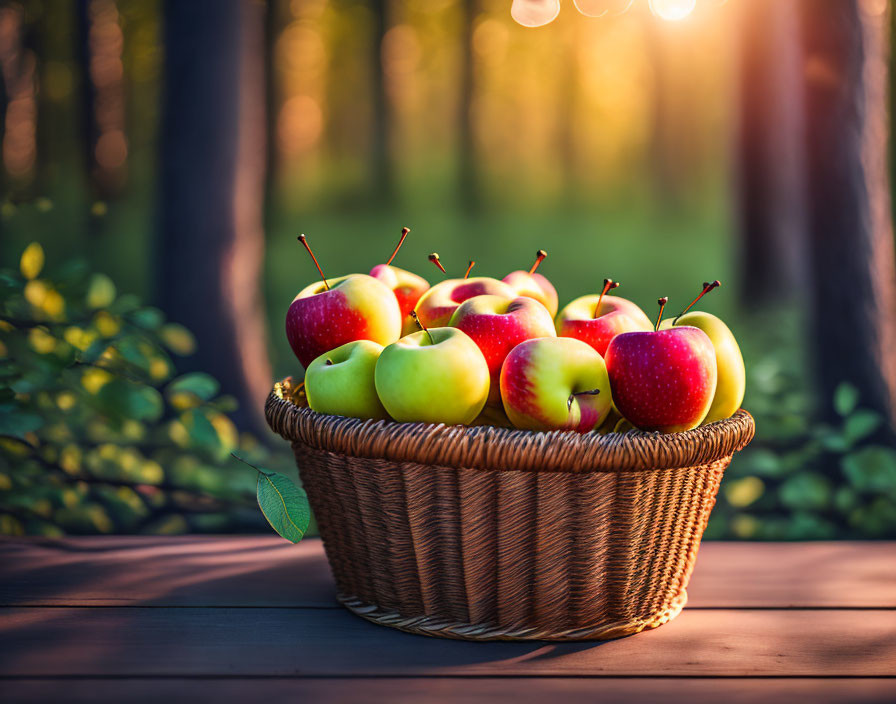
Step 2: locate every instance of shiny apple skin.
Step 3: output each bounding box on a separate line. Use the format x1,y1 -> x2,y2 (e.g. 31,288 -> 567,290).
369,263 -> 429,318
414,277 -> 516,328
305,340 -> 388,420
660,311 -> 745,423
502,270 -> 559,316
374,327 -> 489,425
285,274 -> 401,368
500,336 -> 613,432
449,294 -> 556,404
555,294 -> 653,357
604,326 -> 717,433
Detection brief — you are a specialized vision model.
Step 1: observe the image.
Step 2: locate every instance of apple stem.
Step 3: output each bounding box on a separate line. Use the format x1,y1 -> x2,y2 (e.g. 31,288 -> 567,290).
325,358 -> 333,366
673,280 -> 721,324
297,234 -> 329,291
463,260 -> 475,280
428,252 -> 447,276
595,278 -> 620,317
654,297 -> 668,332
385,227 -> 410,266
529,249 -> 547,274
568,388 -> 601,411
410,311 -> 435,346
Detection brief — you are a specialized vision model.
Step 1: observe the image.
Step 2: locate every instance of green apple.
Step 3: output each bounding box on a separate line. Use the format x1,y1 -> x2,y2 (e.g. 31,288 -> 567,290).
374,327 -> 489,425
305,340 -> 389,420
660,311 -> 744,423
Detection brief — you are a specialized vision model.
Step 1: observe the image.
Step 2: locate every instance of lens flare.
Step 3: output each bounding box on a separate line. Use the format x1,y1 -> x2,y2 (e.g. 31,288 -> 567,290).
573,0 -> 634,18
648,0 -> 697,21
510,0 -> 560,28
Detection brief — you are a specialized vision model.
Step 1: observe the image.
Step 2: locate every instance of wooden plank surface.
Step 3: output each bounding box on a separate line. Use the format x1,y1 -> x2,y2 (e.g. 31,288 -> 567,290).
2,607 -> 895,677
3,537 -> 895,608
2,538 -> 894,703
4,679 -> 895,704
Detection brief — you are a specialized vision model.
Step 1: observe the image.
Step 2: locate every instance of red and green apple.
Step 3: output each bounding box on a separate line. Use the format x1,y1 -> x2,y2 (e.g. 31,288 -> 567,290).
500,336 -> 613,432
502,249 -> 559,316
555,279 -> 653,356
449,294 -> 556,404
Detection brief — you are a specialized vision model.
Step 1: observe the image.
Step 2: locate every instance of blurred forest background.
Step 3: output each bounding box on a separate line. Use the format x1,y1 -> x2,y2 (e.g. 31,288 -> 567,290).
2,0 -> 895,538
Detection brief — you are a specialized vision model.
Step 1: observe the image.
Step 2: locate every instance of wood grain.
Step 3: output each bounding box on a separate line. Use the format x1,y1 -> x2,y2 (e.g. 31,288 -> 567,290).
3,679 -> 895,704
2,607 -> 894,677
2,538 -> 894,608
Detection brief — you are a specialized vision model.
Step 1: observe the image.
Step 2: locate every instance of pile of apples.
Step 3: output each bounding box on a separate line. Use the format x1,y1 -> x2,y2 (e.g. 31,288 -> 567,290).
286,228 -> 745,434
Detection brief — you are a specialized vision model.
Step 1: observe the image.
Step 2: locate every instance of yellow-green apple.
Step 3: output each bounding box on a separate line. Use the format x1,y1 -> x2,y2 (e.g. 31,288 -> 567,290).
605,298 -> 718,433
499,336 -> 613,432
658,281 -> 744,423
286,234 -> 400,367
555,279 -> 653,356
414,277 -> 516,328
502,249 -> 559,316
449,294 -> 556,404
305,340 -> 388,420
369,227 -> 430,326
374,326 -> 489,425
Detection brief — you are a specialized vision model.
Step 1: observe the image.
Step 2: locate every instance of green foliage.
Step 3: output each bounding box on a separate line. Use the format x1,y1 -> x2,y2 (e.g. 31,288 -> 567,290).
705,309 -> 896,540
0,243 -> 299,536
234,454 -> 310,544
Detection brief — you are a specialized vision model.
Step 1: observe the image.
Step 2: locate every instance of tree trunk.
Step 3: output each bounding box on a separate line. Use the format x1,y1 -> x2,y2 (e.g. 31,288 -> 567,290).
158,0 -> 272,435
735,0 -> 807,308
76,0 -> 126,200
457,0 -> 480,212
370,0 -> 393,204
800,0 -> 896,430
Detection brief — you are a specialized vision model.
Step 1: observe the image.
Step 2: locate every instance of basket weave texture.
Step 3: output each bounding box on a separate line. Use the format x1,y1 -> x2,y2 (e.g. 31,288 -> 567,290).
266,377 -> 755,641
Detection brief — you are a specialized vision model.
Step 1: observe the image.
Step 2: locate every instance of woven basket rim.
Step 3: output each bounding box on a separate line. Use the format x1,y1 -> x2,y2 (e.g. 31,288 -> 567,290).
265,376 -> 755,473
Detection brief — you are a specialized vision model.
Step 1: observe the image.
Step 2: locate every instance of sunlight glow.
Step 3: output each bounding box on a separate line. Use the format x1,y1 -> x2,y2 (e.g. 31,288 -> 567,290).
573,0 -> 634,18
510,0 -> 560,28
648,0 -> 697,21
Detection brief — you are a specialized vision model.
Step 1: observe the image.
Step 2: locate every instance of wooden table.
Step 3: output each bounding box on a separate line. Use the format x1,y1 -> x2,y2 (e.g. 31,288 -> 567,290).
1,538 -> 894,703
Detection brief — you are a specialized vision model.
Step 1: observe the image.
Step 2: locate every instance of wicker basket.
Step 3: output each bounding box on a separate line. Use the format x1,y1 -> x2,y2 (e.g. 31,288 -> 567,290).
265,377 -> 755,641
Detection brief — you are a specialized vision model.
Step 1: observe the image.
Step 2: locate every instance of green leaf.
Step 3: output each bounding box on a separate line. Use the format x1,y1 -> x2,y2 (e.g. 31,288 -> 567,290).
116,338 -> 151,372
183,409 -> 221,455
160,324 -> 196,356
0,408 -> 43,439
167,373 -> 219,402
740,448 -> 784,477
842,446 -> 896,492
129,307 -> 165,330
256,471 -> 309,543
778,472 -> 832,511
820,432 -> 850,453
79,339 -> 107,364
843,410 -> 882,445
833,382 -> 859,417
233,453 -> 310,544
97,380 -> 164,422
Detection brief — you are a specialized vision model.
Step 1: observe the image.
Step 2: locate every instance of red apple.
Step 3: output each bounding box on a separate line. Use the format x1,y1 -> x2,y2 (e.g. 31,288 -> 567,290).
414,276 -> 516,328
370,263 -> 429,317
604,298 -> 717,432
555,279 -> 653,356
286,235 -> 401,368
502,249 -> 559,316
369,227 -> 430,322
286,274 -> 402,368
449,294 -> 556,403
